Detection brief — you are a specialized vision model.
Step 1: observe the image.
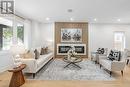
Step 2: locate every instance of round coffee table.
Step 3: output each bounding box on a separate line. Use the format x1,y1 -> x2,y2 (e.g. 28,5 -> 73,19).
63,56 -> 82,69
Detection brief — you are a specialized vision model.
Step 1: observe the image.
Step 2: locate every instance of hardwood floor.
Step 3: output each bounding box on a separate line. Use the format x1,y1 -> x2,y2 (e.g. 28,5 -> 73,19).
0,62 -> 130,87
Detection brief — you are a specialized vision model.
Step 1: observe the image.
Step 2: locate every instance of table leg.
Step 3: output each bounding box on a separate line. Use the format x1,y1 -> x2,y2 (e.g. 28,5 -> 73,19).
64,63 -> 72,68
72,63 -> 81,69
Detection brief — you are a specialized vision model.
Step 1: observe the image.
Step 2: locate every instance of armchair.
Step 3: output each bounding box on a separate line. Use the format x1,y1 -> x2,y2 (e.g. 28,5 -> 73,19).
124,49 -> 130,65
91,48 -> 108,63
99,51 -> 126,76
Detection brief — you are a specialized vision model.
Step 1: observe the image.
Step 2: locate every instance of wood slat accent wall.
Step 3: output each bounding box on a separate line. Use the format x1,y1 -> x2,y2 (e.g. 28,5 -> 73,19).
54,22 -> 88,58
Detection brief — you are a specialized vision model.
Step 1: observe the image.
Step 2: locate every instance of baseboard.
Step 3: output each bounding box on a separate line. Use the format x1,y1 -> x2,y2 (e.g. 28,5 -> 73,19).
0,65 -> 13,73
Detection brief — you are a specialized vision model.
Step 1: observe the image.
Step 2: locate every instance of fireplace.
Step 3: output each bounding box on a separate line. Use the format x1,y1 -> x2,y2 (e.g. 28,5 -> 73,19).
57,44 -> 86,55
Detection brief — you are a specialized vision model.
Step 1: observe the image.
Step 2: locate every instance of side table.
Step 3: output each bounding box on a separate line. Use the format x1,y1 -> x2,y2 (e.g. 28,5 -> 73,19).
8,64 -> 26,87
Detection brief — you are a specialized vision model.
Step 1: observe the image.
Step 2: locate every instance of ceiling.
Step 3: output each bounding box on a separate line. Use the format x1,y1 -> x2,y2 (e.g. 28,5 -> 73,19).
15,0 -> 130,23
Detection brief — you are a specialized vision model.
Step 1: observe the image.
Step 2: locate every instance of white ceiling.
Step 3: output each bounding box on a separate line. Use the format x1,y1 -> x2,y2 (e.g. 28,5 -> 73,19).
15,0 -> 130,23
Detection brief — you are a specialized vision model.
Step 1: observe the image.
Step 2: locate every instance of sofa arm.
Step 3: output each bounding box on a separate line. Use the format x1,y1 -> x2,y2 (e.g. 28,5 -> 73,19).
21,59 -> 37,73
111,61 -> 125,71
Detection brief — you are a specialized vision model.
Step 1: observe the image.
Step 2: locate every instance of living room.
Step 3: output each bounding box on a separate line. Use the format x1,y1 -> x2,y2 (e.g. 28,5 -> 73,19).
0,0 -> 130,87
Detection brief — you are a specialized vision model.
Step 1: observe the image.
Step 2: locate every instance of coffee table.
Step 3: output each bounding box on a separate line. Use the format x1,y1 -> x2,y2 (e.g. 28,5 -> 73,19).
63,56 -> 82,69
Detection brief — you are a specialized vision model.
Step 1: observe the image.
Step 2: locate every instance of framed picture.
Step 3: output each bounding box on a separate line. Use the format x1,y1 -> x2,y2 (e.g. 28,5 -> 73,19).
61,28 -> 82,42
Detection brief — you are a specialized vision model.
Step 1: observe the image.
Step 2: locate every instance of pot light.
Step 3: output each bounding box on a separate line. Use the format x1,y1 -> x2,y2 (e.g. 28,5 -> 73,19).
117,19 -> 121,22
46,17 -> 50,21
70,18 -> 74,21
94,18 -> 97,21
68,9 -> 73,13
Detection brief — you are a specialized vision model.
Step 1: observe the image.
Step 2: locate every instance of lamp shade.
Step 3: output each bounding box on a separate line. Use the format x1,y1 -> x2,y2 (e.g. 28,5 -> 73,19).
10,44 -> 26,55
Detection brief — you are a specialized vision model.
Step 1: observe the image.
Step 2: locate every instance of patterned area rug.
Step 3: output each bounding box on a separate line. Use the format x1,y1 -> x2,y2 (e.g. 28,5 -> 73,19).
26,59 -> 115,80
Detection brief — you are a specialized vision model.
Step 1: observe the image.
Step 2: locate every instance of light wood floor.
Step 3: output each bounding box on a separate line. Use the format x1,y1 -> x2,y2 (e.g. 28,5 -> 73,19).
0,60 -> 130,87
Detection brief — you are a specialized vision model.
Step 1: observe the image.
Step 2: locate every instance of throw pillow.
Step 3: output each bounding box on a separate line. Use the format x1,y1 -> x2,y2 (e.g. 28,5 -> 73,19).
97,48 -> 105,54
108,50 -> 115,61
45,47 -> 49,54
108,50 -> 121,61
34,49 -> 40,59
113,51 -> 121,61
40,48 -> 45,55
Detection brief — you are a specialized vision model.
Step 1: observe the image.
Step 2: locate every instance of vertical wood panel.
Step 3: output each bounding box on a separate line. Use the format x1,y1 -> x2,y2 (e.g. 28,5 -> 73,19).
55,22 -> 88,58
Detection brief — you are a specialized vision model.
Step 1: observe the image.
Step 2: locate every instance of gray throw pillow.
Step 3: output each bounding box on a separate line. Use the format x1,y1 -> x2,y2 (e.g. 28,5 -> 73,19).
34,49 -> 40,59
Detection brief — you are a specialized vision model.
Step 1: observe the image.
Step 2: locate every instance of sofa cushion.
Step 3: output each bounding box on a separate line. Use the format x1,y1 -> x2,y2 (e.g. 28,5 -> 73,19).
20,50 -> 35,59
23,51 -> 35,59
36,53 -> 53,67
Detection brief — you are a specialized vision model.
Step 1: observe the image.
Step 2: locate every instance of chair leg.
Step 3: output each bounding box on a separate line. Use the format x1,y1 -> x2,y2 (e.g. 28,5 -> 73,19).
100,64 -> 102,68
110,71 -> 112,77
121,70 -> 123,76
33,73 -> 35,79
126,59 -> 129,65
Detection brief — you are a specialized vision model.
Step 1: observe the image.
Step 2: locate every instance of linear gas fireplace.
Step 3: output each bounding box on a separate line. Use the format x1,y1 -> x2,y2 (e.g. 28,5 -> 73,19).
57,44 -> 86,55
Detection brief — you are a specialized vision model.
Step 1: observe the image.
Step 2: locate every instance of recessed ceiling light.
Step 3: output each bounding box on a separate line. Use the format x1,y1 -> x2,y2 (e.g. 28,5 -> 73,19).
94,18 -> 97,21
70,18 -> 74,21
117,19 -> 121,22
46,17 -> 50,21
68,9 -> 73,13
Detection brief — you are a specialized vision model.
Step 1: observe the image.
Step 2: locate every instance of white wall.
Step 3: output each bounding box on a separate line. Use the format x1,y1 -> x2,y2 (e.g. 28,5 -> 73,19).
40,23 -> 54,42
89,23 -> 130,57
31,21 -> 42,48
0,51 -> 13,73
24,19 -> 32,49
39,23 -> 54,47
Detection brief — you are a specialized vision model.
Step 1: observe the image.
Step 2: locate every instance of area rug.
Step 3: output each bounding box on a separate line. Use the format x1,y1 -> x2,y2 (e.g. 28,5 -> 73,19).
26,59 -> 115,80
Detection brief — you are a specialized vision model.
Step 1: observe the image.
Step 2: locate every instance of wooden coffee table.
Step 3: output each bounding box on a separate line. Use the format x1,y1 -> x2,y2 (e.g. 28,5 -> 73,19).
8,64 -> 26,87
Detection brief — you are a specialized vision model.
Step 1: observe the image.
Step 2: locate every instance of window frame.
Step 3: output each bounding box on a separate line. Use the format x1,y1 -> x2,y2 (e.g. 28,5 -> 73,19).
0,17 -> 25,51
16,22 -> 24,45
114,31 -> 125,51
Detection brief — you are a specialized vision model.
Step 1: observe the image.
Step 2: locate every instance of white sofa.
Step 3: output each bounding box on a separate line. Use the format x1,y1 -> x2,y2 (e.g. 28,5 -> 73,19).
99,51 -> 126,76
21,51 -> 53,78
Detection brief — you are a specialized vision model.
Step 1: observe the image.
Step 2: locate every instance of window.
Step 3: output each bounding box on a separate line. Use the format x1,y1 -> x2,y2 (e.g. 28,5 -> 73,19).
0,17 -> 24,50
114,32 -> 125,51
0,24 -> 13,50
17,23 -> 24,45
